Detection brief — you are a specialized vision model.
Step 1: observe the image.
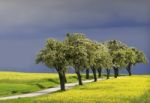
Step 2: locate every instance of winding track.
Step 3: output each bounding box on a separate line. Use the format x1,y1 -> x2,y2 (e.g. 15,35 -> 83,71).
0,78 -> 109,100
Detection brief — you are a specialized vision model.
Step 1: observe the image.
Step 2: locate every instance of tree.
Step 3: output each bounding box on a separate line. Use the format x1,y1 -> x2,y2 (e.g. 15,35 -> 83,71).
124,48 -> 137,76
79,38 -> 99,82
125,48 -> 148,76
65,33 -> 88,85
36,38 -> 68,90
82,39 -> 95,79
111,49 -> 127,77
105,40 -> 128,78
85,41 -> 113,81
94,43 -> 113,79
84,40 -> 98,82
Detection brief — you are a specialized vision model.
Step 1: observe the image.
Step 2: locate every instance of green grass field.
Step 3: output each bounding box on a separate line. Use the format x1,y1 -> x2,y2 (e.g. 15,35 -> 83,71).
0,72 -> 94,97
0,72 -> 149,103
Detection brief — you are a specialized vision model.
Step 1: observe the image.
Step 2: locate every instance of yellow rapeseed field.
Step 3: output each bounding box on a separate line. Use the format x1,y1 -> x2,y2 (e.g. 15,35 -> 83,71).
36,75 -> 150,103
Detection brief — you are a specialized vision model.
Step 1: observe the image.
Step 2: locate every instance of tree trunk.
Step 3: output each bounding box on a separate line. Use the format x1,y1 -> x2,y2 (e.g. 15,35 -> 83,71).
116,68 -> 119,76
63,71 -> 67,83
97,68 -> 102,78
58,72 -> 65,91
86,69 -> 90,79
91,67 -> 97,82
76,70 -> 83,85
126,63 -> 132,76
113,67 -> 116,78
113,67 -> 118,78
106,69 -> 110,79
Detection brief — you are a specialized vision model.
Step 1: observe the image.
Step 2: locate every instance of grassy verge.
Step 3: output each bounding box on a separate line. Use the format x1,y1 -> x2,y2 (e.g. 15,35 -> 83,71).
0,72 -> 95,97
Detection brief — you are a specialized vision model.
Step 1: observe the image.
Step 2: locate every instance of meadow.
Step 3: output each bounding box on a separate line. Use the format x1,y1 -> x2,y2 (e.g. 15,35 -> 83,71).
0,72 -> 94,97
0,74 -> 149,103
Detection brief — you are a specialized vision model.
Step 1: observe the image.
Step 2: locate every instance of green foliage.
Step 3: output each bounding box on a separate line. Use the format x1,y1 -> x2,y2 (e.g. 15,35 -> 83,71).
65,33 -> 114,71
105,40 -> 128,51
131,48 -> 148,64
37,34 -> 148,73
36,38 -> 68,72
111,49 -> 127,68
124,48 -> 137,65
65,33 -> 88,71
105,40 -> 129,69
93,42 -> 113,69
85,40 -> 98,68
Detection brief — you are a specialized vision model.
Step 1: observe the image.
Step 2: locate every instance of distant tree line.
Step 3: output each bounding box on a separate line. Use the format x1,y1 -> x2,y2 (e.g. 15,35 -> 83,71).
36,33 -> 148,91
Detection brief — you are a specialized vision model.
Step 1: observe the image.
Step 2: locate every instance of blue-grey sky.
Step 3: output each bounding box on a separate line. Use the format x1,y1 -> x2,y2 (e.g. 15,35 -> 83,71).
0,0 -> 150,74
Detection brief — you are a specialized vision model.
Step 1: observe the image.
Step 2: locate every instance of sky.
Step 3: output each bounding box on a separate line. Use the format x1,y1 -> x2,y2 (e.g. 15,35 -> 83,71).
0,0 -> 150,74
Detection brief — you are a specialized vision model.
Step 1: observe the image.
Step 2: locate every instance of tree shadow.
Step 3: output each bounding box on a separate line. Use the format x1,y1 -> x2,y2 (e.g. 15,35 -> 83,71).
47,78 -> 59,84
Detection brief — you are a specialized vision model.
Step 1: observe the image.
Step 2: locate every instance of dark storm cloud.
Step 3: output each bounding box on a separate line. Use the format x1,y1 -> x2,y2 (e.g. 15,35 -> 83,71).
0,0 -> 149,73
0,0 -> 150,39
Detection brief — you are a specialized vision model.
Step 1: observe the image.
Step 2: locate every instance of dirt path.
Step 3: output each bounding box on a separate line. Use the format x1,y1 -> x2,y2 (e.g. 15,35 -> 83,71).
0,78 -> 107,100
